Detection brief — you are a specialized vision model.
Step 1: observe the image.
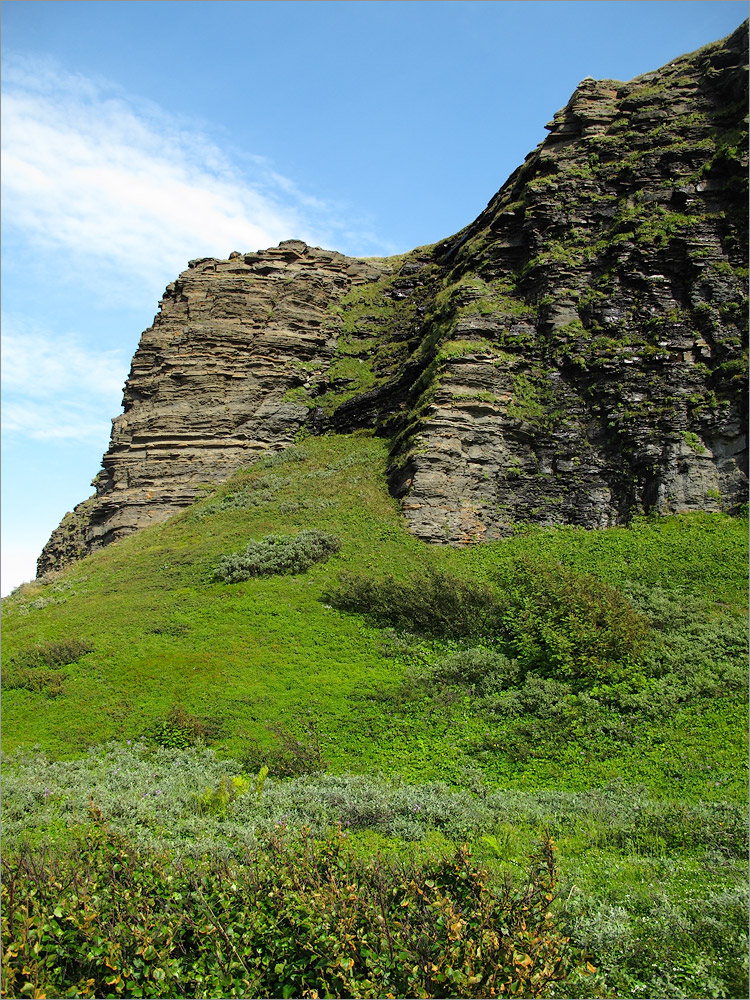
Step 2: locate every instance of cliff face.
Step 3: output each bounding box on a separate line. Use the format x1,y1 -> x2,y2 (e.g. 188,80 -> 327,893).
38,23 -> 748,575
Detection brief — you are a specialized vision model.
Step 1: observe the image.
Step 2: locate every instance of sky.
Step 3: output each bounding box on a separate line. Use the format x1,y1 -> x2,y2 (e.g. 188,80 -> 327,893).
1,0 -> 746,595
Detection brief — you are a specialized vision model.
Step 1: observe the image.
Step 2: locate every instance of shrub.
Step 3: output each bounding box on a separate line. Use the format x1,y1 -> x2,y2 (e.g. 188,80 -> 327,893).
426,647 -> 520,695
241,718 -> 327,778
325,567 -> 503,638
214,530 -> 340,582
4,743 -> 747,860
326,559 -> 648,684
497,558 -> 649,684
6,638 -> 92,669
0,665 -> 67,697
1,639 -> 92,698
144,704 -> 222,749
561,884 -> 749,1000
1,818 -> 587,1000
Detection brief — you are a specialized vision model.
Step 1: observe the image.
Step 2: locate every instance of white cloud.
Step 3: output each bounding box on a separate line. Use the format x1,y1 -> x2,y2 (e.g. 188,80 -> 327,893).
1,319 -> 127,442
1,55 -> 388,299
2,400 -> 115,443
2,322 -> 127,399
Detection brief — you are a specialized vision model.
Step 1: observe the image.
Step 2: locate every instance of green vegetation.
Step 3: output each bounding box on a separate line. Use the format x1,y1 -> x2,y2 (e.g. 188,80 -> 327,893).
2,813 -> 586,1000
213,529 -> 340,582
312,256 -> 439,415
3,24 -> 748,993
2,433 -> 747,997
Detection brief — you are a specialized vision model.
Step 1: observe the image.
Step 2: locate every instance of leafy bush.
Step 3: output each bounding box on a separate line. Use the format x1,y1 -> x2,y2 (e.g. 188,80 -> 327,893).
1,816 -> 587,1000
6,638 -> 92,669
497,558 -> 649,684
214,529 -> 340,582
1,638 -> 92,697
426,647 -> 520,695
325,567 -> 503,638
241,718 -> 327,778
144,704 -> 223,749
327,559 -> 648,684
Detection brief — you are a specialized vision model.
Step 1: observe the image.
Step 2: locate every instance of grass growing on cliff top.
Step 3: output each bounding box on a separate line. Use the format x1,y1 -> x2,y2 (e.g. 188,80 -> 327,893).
1,433 -> 747,804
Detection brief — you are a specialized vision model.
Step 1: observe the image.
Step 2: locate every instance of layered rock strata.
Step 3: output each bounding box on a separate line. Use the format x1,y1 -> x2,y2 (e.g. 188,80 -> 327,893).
38,244 -> 387,570
38,23 -> 748,574
382,22 -> 749,541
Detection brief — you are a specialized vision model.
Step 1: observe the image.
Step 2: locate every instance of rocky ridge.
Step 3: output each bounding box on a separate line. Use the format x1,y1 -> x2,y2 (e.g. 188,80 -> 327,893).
38,23 -> 748,574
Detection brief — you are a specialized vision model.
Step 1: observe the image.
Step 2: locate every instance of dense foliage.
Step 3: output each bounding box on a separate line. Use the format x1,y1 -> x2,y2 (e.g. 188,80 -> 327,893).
326,557 -> 649,684
2,812 -> 589,1000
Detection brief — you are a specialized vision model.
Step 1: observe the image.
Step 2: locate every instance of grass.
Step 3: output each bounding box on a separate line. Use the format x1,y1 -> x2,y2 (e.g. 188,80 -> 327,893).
2,431 -> 748,998
2,434 -> 747,792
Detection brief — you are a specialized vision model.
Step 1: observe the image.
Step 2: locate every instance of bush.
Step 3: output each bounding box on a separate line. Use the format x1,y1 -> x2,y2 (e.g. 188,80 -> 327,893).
6,638 -> 92,669
1,818 -> 587,1000
327,559 -> 648,684
561,884 -> 749,1000
426,647 -> 520,694
241,718 -> 327,778
214,530 -> 340,582
144,704 -> 222,749
325,567 -> 503,638
0,665 -> 67,697
497,558 -> 649,684
1,638 -> 92,698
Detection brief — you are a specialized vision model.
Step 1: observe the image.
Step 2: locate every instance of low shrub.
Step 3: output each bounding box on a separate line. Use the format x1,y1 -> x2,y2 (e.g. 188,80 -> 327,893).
144,704 -> 223,749
1,638 -> 92,698
425,647 -> 520,695
325,567 -> 503,638
0,665 -> 67,697
496,557 -> 649,684
241,718 -> 327,778
1,817 -> 588,1000
6,638 -> 92,669
561,883 -> 749,1000
214,529 -> 340,582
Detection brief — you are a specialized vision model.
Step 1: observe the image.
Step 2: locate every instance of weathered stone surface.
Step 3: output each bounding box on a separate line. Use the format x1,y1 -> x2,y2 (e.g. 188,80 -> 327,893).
38,243 -> 388,572
38,23 -> 748,574
382,21 -> 748,542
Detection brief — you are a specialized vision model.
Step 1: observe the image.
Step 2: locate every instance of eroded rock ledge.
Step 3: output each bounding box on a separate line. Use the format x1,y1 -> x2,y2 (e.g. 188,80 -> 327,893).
38,23 -> 748,575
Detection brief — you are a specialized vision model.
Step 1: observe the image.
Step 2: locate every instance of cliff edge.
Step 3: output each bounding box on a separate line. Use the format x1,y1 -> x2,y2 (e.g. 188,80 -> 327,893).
39,23 -> 748,574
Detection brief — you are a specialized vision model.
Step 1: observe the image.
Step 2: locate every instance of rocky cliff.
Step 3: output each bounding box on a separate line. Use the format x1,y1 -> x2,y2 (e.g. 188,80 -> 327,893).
39,23 -> 748,574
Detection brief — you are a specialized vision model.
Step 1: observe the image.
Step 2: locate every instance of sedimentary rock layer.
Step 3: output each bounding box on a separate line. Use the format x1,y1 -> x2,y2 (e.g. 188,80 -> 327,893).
38,243 -> 387,570
38,23 -> 748,574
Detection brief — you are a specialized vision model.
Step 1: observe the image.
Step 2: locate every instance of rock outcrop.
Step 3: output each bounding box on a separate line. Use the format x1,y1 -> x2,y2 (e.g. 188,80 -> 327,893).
38,243 -> 388,571
38,23 -> 748,575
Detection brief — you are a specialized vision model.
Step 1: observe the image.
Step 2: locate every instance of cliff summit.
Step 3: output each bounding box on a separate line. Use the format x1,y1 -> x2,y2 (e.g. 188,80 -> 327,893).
39,23 -> 748,575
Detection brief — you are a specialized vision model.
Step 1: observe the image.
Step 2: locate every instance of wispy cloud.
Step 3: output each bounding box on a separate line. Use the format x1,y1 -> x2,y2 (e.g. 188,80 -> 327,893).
1,318 -> 128,442
1,54 -> 388,301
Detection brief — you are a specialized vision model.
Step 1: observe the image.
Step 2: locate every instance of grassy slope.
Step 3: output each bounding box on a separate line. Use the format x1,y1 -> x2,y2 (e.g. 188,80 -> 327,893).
3,431 -> 748,998
2,432 -> 747,800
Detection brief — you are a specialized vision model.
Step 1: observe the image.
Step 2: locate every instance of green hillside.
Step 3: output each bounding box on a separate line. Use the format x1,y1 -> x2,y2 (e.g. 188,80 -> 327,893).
3,432 -> 747,794
2,432 -> 748,998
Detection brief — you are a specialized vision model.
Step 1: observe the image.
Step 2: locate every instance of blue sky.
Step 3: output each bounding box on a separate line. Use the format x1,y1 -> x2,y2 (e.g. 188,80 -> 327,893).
1,0 -> 746,594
